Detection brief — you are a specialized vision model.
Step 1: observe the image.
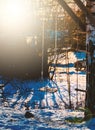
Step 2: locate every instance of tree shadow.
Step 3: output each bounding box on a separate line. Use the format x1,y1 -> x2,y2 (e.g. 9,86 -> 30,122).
2,79 -> 60,109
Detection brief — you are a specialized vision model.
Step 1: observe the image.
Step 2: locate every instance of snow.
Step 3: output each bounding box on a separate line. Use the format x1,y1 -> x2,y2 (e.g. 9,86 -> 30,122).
0,107 -> 88,130
0,51 -> 94,130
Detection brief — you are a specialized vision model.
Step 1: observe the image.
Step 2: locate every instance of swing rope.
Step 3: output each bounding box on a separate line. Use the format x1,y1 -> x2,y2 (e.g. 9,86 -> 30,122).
76,28 -> 79,108
41,14 -> 45,80
66,48 -> 71,109
49,11 -> 58,81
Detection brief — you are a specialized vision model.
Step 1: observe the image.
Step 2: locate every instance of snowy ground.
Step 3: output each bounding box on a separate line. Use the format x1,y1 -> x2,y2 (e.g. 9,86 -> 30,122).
0,51 -> 94,130
0,107 -> 88,130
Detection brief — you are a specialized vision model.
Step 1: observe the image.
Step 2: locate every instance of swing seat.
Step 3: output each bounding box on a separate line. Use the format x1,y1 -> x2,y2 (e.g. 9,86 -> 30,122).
39,86 -> 57,93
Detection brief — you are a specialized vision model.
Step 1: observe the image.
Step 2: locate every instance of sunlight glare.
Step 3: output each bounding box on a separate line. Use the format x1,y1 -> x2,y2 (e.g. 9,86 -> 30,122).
1,0 -> 26,32
6,1 -> 24,19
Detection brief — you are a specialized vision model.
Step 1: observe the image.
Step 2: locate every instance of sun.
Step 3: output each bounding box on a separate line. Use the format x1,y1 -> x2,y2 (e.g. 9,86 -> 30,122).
0,0 -> 40,36
4,0 -> 25,21
7,2 -> 23,17
0,0 -> 27,32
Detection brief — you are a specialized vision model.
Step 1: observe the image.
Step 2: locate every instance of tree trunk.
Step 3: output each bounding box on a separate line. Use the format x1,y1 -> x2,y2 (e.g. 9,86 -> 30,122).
85,0 -> 95,118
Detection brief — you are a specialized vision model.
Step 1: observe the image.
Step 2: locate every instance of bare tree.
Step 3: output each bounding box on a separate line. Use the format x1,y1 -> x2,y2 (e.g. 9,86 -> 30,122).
85,0 -> 95,119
